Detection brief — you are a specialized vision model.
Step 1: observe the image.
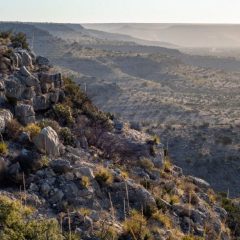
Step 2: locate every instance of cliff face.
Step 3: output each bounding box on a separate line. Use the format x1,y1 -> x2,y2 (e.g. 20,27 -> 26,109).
0,32 -> 235,240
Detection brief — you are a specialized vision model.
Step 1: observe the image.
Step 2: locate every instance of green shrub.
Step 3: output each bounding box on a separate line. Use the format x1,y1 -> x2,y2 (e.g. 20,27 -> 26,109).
24,123 -> 41,140
63,77 -> 88,107
59,127 -> 75,146
0,142 -> 8,155
0,195 -> 63,240
53,103 -> 74,126
63,77 -> 113,130
221,196 -> 240,238
10,32 -> 29,49
37,119 -> 60,133
0,31 -> 12,39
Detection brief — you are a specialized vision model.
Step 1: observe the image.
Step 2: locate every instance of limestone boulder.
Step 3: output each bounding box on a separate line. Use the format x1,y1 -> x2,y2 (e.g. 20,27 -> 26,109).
0,109 -> 13,133
33,127 -> 60,156
20,66 -> 40,87
15,103 -> 35,125
33,94 -> 51,111
5,77 -> 24,100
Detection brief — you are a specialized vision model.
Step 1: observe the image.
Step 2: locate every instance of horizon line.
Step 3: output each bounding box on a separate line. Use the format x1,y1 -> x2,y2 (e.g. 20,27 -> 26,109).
1,20 -> 240,25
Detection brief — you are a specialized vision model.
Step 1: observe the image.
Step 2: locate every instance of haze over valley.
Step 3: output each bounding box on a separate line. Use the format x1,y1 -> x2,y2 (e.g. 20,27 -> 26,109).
0,21 -> 239,196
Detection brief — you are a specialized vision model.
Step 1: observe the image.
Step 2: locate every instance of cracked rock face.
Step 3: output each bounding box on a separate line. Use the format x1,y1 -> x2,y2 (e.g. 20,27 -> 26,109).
15,103 -> 35,125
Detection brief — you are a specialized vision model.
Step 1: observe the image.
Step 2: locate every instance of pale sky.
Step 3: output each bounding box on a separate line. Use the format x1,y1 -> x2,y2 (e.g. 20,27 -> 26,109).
1,0 -> 240,23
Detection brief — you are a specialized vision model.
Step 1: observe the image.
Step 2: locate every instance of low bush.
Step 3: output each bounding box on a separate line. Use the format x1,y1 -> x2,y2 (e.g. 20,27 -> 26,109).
40,155 -> 49,168
0,31 -> 12,39
123,210 -> 151,240
59,127 -> 76,146
95,167 -> 113,186
37,119 -> 60,133
81,176 -> 90,188
220,195 -> 240,238
0,195 -> 63,240
10,32 -> 29,49
4,119 -> 22,140
163,159 -> 172,172
53,103 -> 74,126
152,211 -> 172,229
24,123 -> 41,140
0,142 -> 8,155
63,77 -> 113,130
139,158 -> 154,171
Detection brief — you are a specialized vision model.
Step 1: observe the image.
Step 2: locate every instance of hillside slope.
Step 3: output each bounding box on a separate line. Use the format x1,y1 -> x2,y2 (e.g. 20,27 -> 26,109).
0,32 -> 239,239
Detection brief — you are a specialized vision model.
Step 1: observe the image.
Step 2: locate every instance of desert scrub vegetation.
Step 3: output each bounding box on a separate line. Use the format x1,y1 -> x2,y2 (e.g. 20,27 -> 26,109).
0,31 -> 29,49
39,155 -> 49,168
163,158 -> 172,172
53,103 -> 74,126
152,211 -> 172,229
95,167 -> 113,186
63,77 -> 113,130
37,119 -> 60,133
219,193 -> 240,238
11,32 -> 29,50
24,123 -> 41,140
95,221 -> 118,240
0,195 -> 64,240
122,209 -> 151,240
4,119 -> 22,140
81,176 -> 90,188
0,142 -> 8,155
139,157 -> 154,171
59,127 -> 76,146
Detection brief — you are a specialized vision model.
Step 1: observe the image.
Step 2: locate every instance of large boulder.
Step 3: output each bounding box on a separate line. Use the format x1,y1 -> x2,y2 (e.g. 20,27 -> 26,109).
15,49 -> 33,68
15,103 -> 35,125
33,127 -> 60,156
38,72 -> 63,89
33,94 -> 51,111
188,176 -> 210,189
110,180 -> 156,209
5,77 -> 24,100
0,109 -> 13,133
36,56 -> 50,67
20,66 -> 40,87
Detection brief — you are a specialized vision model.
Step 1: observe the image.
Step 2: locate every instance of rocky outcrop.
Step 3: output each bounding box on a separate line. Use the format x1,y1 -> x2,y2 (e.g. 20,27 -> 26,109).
33,127 -> 60,156
0,33 -> 234,240
15,103 -> 35,125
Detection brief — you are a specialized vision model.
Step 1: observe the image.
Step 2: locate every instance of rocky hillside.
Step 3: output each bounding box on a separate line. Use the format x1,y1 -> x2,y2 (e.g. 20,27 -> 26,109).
0,32 -> 239,240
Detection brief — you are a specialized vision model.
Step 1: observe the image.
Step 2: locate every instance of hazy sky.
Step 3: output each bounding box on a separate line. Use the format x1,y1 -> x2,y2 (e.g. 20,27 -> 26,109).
1,0 -> 240,23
